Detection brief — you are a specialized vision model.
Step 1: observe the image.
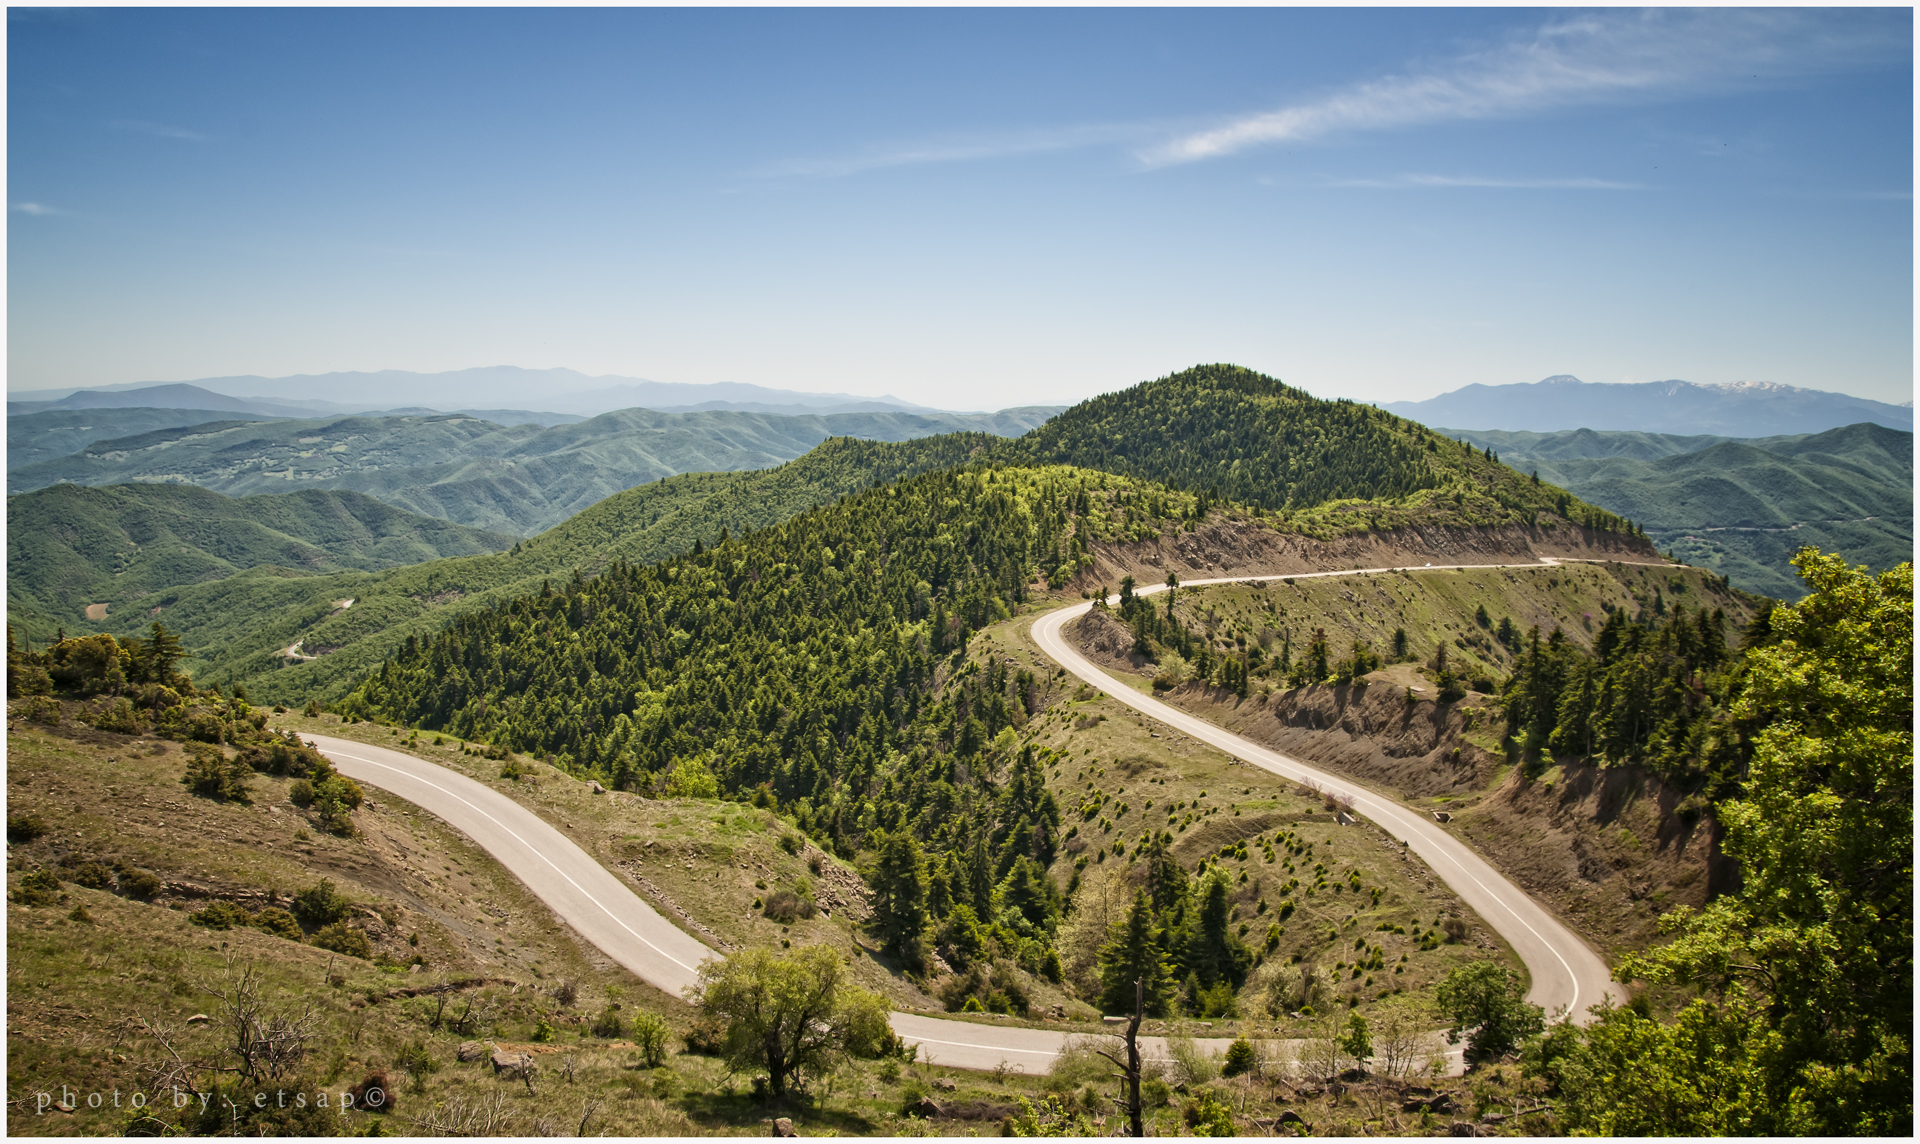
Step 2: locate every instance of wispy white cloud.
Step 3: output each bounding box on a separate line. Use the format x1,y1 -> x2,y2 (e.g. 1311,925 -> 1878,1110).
12,202 -> 62,216
755,124 -> 1138,180
1143,9 -> 1903,166
1316,174 -> 1645,191
112,119 -> 206,141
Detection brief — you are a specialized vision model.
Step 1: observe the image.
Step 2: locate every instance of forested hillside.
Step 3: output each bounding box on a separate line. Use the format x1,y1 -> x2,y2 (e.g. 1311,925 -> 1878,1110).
45,435 -> 999,702
8,405 -> 1058,534
18,366 -> 1649,702
1449,422 -> 1912,597
7,407 -> 280,470
1013,364 -> 1631,535
7,484 -> 513,642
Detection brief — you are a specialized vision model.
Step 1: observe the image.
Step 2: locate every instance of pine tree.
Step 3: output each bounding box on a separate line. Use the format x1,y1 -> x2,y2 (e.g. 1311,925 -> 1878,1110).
869,831 -> 930,967
1185,867 -> 1251,989
1098,890 -> 1176,1017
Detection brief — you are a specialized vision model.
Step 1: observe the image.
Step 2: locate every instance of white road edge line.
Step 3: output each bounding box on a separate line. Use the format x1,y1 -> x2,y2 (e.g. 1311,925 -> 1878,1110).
1032,557 -> 1660,1018
307,553 -> 1656,1062
323,748 -> 703,975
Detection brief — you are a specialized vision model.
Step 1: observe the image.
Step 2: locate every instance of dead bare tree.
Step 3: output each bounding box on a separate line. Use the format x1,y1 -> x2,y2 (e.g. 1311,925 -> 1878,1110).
202,955 -> 321,1084
576,1096 -> 603,1136
128,1015 -> 205,1092
1094,979 -> 1145,1138
1370,1006 -> 1432,1080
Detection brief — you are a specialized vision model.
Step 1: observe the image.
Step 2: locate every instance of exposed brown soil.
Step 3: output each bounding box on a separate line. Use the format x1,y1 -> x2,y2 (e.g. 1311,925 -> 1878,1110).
1151,679 -> 1722,958
1073,518 -> 1659,591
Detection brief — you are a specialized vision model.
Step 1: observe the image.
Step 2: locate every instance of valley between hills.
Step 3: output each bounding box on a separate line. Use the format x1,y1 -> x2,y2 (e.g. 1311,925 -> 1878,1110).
7,365 -> 1909,1137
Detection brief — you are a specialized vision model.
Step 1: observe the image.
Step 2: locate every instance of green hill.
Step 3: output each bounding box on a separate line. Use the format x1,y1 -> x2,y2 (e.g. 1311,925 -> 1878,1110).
7,407 -> 283,470
7,406 -> 1060,535
1447,423 -> 1912,597
45,434 -> 999,700
19,364 -> 1645,703
6,483 -> 515,642
1010,364 -> 1619,534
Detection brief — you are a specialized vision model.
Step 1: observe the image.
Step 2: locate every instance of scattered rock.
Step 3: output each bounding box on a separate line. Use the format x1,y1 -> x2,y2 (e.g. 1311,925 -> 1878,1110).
1404,1093 -> 1458,1115
771,1116 -> 797,1137
54,1101 -> 75,1114
588,780 -> 606,794
185,1013 -> 211,1024
490,1049 -> 535,1075
934,1077 -> 957,1092
1447,1121 -> 1481,1137
909,1097 -> 944,1119
1277,1110 -> 1306,1126
456,1041 -> 488,1062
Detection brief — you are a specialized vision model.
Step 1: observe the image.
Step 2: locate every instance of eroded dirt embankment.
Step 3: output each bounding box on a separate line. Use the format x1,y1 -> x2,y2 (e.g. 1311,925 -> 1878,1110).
1143,677 -> 1724,958
1065,540 -> 1722,962
1073,518 -> 1658,590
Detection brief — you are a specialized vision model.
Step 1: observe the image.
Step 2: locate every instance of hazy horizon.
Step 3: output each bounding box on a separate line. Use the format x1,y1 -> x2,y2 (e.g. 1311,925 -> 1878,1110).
9,8 -> 1912,409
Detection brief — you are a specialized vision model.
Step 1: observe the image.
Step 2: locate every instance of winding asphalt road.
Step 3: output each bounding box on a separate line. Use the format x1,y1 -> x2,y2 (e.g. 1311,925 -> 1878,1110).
306,732 -> 1122,1071
300,557 -> 1626,1071
1032,563 -> 1621,1025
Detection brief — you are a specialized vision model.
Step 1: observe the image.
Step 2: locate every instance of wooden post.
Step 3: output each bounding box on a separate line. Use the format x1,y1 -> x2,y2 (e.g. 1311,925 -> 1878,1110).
1127,978 -> 1144,1138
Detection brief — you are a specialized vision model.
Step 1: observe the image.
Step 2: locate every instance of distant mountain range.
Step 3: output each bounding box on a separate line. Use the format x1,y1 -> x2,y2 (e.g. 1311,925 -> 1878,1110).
7,483 -> 514,642
8,367 -> 950,418
1449,422 -> 1912,599
8,405 -> 1061,535
5,382 -> 592,427
1387,375 -> 1912,436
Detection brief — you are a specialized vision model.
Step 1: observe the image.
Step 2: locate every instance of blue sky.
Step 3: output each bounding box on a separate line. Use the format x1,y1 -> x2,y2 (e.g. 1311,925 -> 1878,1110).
8,7 -> 1912,409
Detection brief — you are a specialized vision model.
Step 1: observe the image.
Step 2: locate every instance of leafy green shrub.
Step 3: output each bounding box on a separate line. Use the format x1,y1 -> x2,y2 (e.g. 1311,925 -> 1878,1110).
21,695 -> 61,726
291,879 -> 352,930
57,856 -> 114,889
777,832 -> 802,856
252,907 -> 303,941
530,1014 -> 555,1043
630,1010 -> 672,1067
1141,1077 -> 1173,1108
395,1039 -> 440,1094
242,735 -> 331,778
762,888 -> 816,923
115,865 -> 161,899
89,696 -> 147,734
590,1005 -> 625,1039
288,779 -> 315,808
1181,1085 -> 1237,1136
1435,961 -> 1544,1060
7,813 -> 48,843
682,1012 -> 727,1056
190,900 -> 252,930
183,741 -> 252,802
1041,1037 -> 1111,1095
13,867 -> 64,906
310,922 -> 373,959
1518,1019 -> 1582,1094
310,775 -> 364,836
1222,1038 -> 1256,1077
1005,1094 -> 1095,1137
